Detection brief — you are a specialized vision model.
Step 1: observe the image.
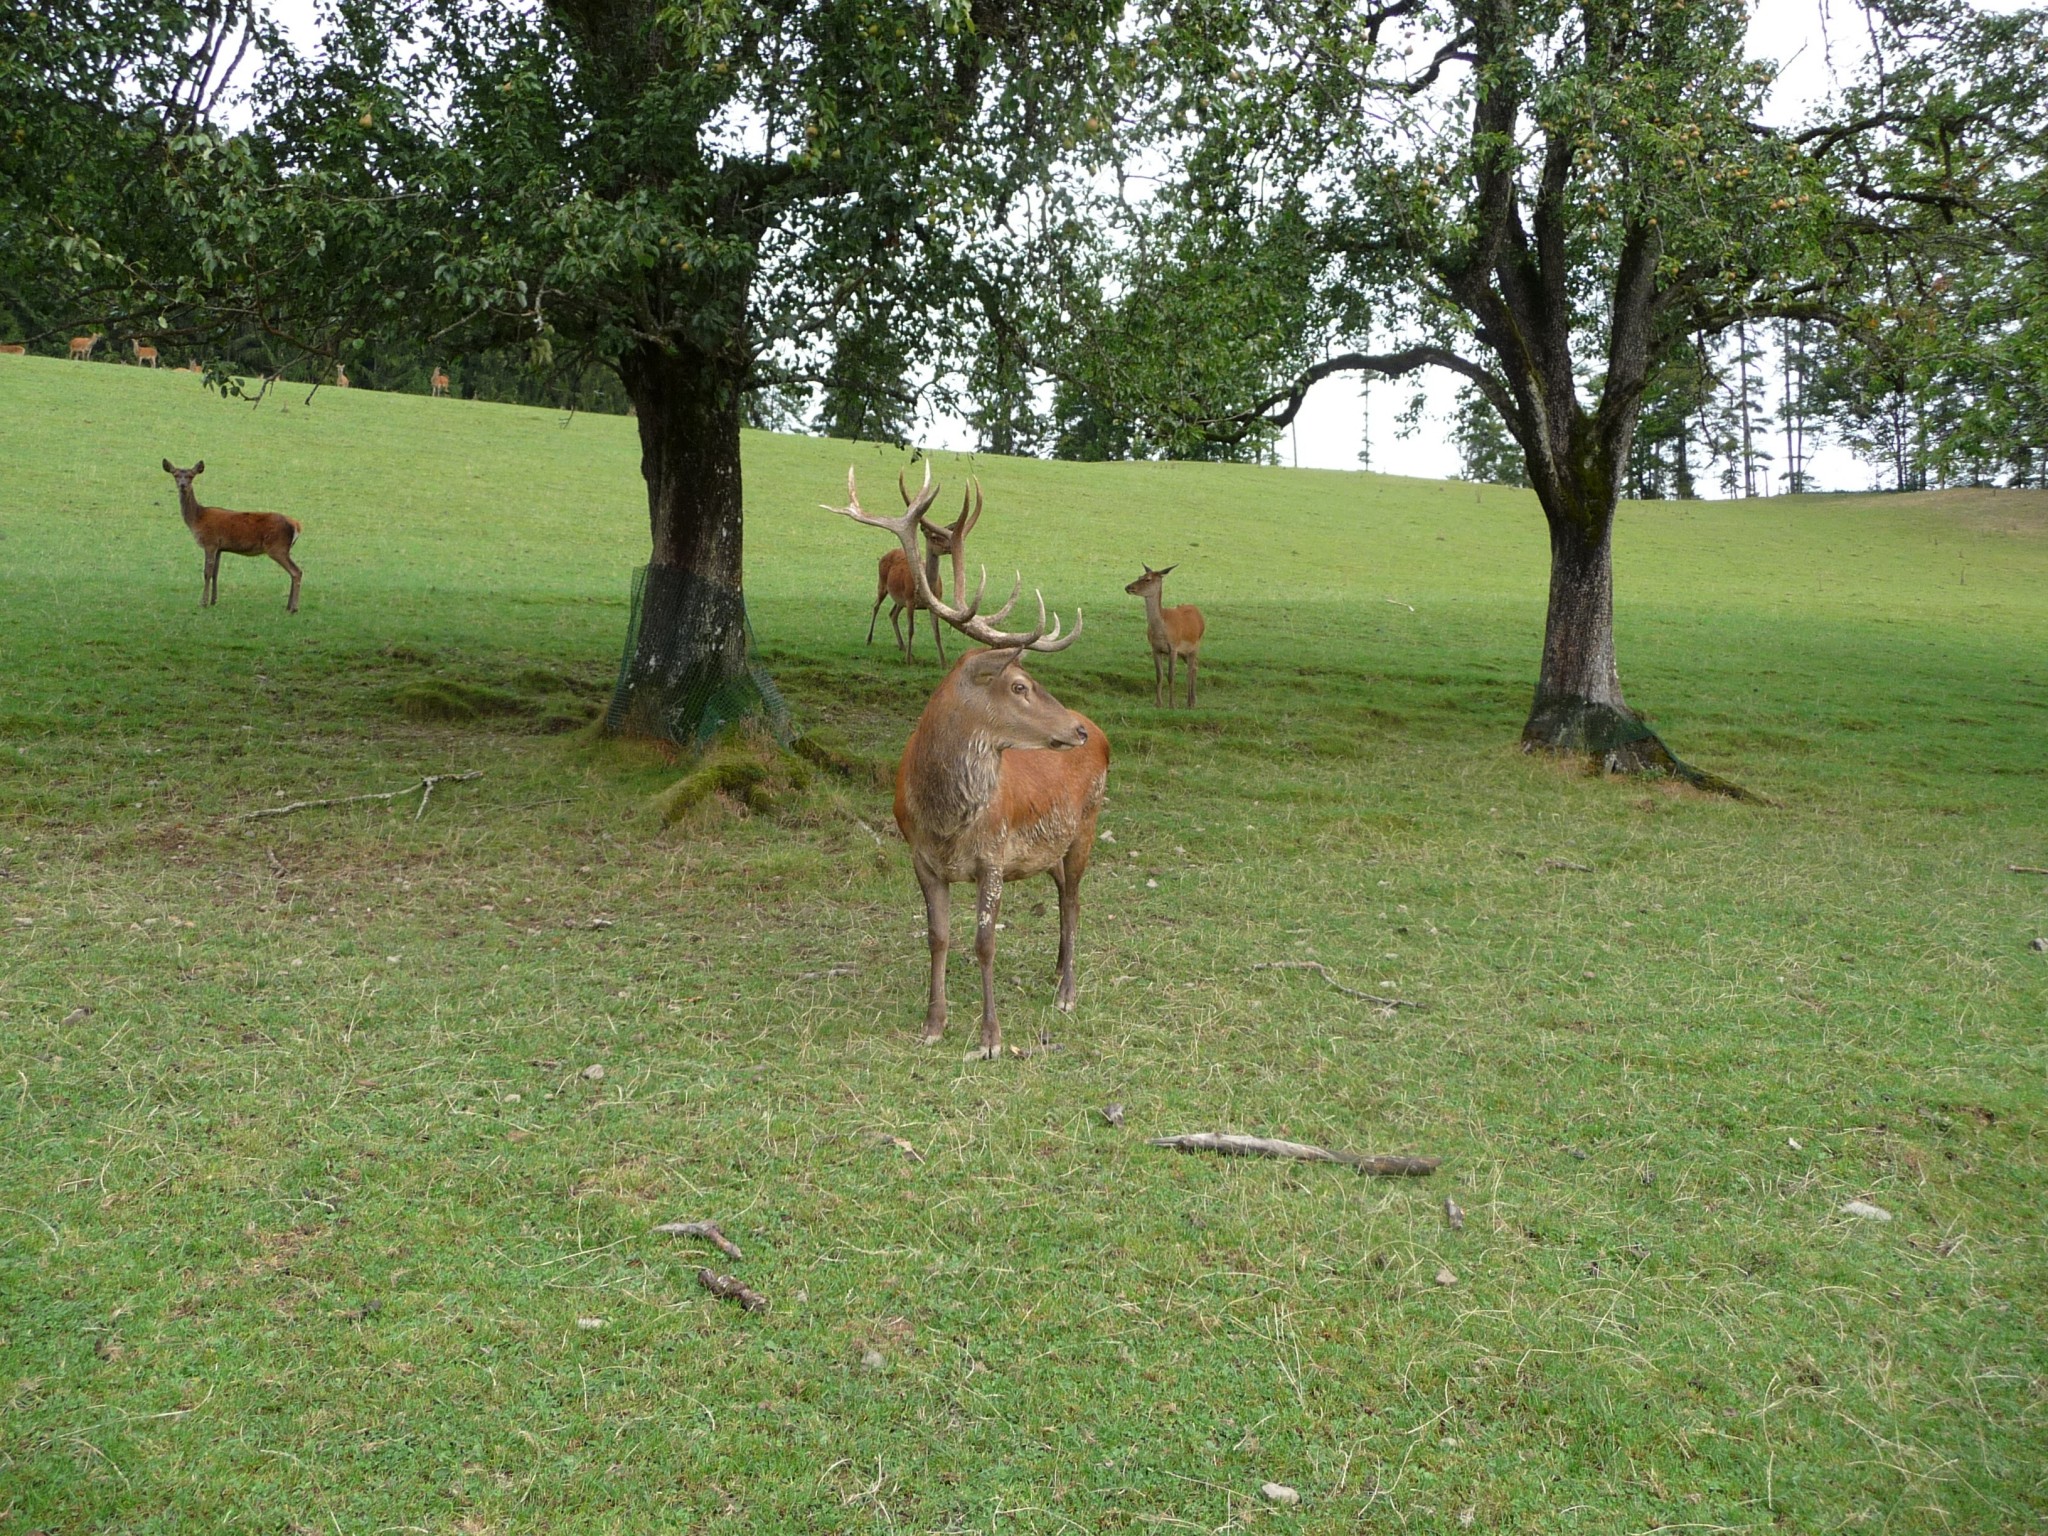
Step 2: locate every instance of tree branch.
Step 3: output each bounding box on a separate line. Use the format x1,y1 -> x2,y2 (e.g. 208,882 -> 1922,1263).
1200,346 -> 1512,440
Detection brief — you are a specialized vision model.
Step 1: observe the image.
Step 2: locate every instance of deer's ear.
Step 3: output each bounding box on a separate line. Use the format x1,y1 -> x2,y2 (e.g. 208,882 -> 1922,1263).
162,458 -> 174,473
193,460 -> 204,474
964,649 -> 1021,686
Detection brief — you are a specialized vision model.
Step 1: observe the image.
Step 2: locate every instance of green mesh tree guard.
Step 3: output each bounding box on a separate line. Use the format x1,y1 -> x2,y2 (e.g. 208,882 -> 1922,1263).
604,565 -> 791,749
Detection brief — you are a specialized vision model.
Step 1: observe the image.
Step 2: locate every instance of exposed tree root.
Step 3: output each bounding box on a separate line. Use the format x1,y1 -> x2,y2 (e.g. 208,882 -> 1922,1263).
1522,698 -> 1770,804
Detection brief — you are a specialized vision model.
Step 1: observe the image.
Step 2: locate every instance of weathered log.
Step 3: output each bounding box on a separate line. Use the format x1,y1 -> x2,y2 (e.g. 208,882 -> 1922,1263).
1148,1132 -> 1439,1176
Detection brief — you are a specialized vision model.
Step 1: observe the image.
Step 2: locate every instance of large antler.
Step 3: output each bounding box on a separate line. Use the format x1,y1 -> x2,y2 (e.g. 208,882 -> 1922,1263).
899,469 -> 983,596
825,465 -> 1082,654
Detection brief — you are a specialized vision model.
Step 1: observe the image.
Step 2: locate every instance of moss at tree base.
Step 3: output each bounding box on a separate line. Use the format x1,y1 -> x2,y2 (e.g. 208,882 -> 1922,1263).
1522,696 -> 1768,804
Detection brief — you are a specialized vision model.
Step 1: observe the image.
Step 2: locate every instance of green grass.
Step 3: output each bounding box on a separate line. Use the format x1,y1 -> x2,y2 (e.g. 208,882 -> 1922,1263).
2,354 -> 2045,1534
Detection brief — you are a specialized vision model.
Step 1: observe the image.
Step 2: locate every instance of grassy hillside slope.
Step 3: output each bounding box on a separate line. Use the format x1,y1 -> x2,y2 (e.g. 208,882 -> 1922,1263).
2,355 -> 2045,1534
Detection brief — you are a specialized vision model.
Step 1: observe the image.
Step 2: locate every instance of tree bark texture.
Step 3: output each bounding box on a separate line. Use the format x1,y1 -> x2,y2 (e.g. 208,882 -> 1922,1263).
1519,498 -> 1759,800
604,341 -> 785,746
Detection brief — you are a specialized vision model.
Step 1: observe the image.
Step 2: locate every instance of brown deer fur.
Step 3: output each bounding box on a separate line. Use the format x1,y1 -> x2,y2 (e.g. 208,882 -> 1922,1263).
1125,565 -> 1206,708
829,466 -> 1106,1057
870,544 -> 946,660
0,344 -> 25,356
430,368 -> 449,397
895,650 -> 1109,1057
68,335 -> 99,360
132,341 -> 160,367
161,460 -> 304,613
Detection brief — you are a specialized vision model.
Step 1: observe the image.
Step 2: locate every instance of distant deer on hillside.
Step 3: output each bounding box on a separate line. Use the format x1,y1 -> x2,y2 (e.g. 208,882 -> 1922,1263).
132,341 -> 159,367
0,344 -> 25,356
867,471 -> 982,663
828,464 -> 1107,1058
430,368 -> 449,397
68,335 -> 100,361
161,460 -> 305,613
334,363 -> 349,388
1125,565 -> 1206,708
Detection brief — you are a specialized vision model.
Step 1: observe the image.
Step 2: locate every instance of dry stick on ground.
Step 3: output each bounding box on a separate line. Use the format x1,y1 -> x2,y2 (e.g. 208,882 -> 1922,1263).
2009,865 -> 2048,876
233,771 -> 484,823
654,1220 -> 743,1260
1149,1132 -> 1440,1177
697,1269 -> 768,1313
1250,960 -> 1422,1009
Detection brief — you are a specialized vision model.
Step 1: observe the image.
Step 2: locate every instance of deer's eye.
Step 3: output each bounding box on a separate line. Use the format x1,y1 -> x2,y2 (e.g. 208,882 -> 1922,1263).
1012,681 -> 1027,694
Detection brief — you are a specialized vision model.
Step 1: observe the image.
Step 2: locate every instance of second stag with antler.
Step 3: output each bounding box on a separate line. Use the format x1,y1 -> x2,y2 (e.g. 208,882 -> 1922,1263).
828,466 -> 1109,1058
866,469 -> 981,663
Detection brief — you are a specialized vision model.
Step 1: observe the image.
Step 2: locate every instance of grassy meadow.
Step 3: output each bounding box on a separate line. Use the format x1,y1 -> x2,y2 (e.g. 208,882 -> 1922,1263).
1,354 -> 2045,1533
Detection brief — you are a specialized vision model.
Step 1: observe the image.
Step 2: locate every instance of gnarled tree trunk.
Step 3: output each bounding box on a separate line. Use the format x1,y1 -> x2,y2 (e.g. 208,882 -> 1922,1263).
1523,504 -> 1663,769
604,339 -> 782,746
1519,487 -> 1758,800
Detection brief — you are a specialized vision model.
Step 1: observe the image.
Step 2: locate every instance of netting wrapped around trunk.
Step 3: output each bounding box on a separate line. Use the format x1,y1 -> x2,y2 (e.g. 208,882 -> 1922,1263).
604,564 -> 791,748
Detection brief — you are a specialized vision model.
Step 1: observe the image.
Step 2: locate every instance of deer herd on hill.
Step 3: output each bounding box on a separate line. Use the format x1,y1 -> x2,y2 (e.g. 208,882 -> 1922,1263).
8,326 -> 1172,1055
0,337 -> 456,400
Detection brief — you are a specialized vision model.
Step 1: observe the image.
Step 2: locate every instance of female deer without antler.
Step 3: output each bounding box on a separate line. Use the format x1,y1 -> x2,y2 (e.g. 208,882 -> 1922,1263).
162,460 -> 305,612
828,465 -> 1109,1058
1125,565 -> 1206,708
867,471 -> 982,663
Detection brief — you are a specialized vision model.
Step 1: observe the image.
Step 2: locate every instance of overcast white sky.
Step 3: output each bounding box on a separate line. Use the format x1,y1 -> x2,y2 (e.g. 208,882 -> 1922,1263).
262,0 -> 1996,492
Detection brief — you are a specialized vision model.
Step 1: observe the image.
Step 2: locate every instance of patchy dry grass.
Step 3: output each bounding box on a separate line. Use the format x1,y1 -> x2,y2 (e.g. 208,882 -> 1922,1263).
1,356 -> 2045,1533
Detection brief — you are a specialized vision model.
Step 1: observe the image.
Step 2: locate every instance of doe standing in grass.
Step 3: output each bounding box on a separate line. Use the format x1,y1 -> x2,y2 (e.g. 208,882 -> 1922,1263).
829,465 -> 1108,1059
1125,564 -> 1205,708
161,460 -> 305,613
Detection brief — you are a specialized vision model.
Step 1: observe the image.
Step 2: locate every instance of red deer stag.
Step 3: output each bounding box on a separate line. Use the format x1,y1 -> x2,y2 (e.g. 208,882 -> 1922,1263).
161,460 -> 304,613
828,465 -> 1108,1058
1124,565 -> 1206,708
132,341 -> 160,367
867,471 -> 982,663
430,368 -> 450,397
68,335 -> 100,361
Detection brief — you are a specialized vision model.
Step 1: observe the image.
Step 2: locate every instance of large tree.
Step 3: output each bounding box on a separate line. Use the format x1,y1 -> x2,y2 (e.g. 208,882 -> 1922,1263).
1083,0 -> 2033,791
131,0 -> 1119,742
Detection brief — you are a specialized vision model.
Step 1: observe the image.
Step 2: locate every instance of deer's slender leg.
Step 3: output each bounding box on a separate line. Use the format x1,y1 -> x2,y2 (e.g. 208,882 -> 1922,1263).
974,865 -> 1005,1058
916,859 -> 950,1043
1051,859 -> 1082,1020
867,590 -> 887,644
1165,651 -> 1177,709
1152,651 -> 1164,708
929,604 -> 946,665
273,547 -> 302,613
203,549 -> 220,607
890,604 -> 908,660
1185,652 -> 1196,708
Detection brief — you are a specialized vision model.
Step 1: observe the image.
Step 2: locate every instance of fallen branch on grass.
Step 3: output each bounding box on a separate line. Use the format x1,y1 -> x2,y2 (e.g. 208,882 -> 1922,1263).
233,771 -> 484,823
1148,1132 -> 1440,1177
697,1268 -> 768,1313
1250,960 -> 1421,1009
2009,864 -> 2048,876
654,1220 -> 743,1260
